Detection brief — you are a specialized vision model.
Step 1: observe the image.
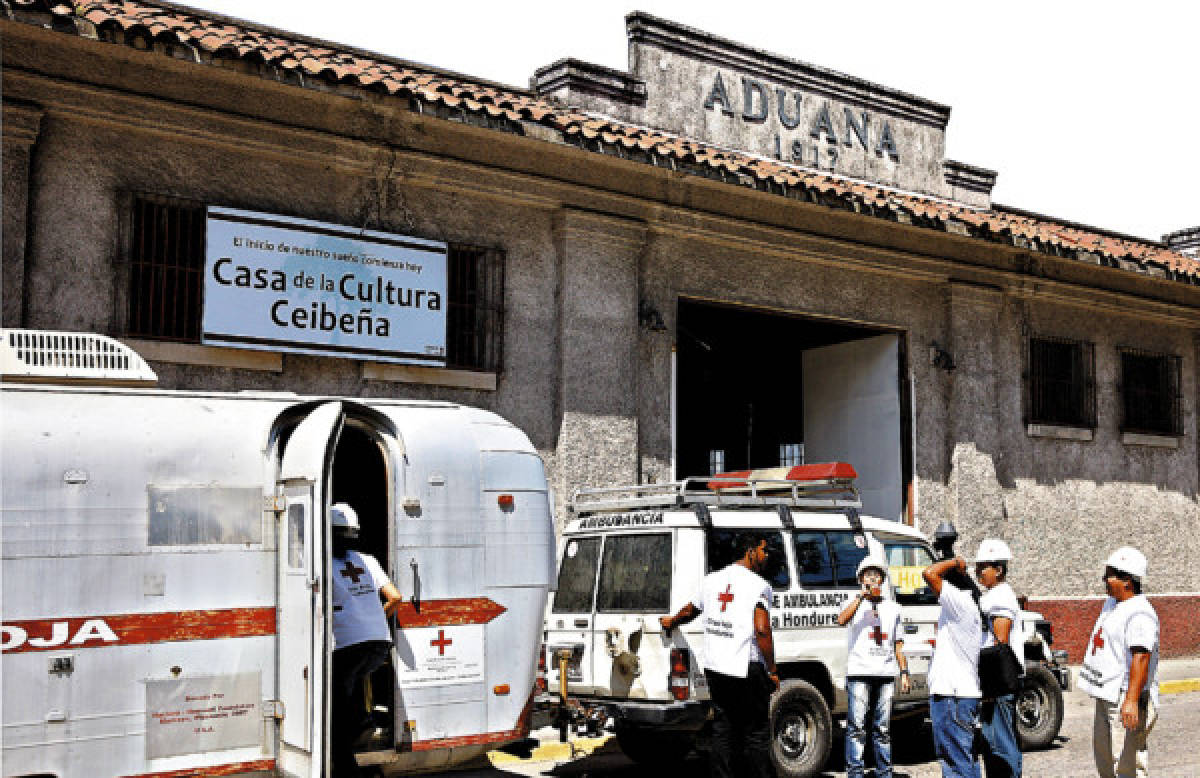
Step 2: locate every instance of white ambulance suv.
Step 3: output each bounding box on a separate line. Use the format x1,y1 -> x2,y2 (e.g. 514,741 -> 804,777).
542,463 -> 1066,777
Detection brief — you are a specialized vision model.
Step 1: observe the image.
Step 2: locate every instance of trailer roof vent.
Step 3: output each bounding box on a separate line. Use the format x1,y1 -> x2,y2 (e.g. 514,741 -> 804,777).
1,329 -> 157,386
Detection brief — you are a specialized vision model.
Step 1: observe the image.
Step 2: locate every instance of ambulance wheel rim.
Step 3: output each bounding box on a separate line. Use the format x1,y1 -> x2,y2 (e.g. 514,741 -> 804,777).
776,710 -> 811,758
1017,684 -> 1047,729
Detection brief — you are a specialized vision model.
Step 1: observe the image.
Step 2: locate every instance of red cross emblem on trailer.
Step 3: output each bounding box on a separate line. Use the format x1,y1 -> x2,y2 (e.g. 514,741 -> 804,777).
339,559 -> 366,584
718,584 -> 734,612
1092,628 -> 1105,656
430,629 -> 453,656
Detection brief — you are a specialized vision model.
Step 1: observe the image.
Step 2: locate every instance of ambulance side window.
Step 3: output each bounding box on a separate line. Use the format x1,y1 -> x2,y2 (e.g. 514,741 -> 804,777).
706,530 -> 790,590
596,533 -> 672,612
553,537 -> 601,613
287,504 -> 305,570
792,532 -> 834,588
827,531 -> 870,587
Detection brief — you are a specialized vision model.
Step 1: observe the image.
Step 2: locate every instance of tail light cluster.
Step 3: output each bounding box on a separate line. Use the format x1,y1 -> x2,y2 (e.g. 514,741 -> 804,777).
535,643 -> 548,694
669,647 -> 691,701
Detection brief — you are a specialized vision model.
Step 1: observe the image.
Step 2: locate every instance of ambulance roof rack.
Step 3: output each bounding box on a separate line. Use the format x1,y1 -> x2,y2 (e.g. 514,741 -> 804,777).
0,329 -> 158,386
569,462 -> 863,515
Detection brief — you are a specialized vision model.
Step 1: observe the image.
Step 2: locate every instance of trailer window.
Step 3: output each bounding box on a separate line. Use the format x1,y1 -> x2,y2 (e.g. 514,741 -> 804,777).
597,533 -> 672,612
707,530 -> 790,590
287,504 -> 305,569
553,537 -> 600,613
147,486 -> 262,545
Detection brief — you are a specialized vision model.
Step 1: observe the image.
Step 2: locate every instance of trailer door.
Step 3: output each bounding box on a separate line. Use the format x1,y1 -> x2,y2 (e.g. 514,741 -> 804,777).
277,402 -> 344,778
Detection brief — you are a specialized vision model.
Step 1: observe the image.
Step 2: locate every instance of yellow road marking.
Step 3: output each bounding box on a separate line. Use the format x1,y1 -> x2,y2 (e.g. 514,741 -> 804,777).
487,734 -> 614,765
1160,678 -> 1200,695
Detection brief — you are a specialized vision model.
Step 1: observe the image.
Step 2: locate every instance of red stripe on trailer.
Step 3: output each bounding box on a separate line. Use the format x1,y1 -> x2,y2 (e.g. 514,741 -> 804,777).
783,462 -> 858,481
1,607 -> 276,653
393,597 -> 507,628
120,757 -> 276,777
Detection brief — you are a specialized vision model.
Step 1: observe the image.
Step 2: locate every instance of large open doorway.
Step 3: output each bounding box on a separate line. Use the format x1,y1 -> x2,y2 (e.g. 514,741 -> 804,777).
675,299 -> 913,521
330,421 -> 395,758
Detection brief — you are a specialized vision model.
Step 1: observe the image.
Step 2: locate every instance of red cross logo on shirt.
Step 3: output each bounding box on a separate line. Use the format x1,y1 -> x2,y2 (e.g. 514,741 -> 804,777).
339,559 -> 366,584
430,629 -> 453,656
869,626 -> 888,646
717,584 -> 735,612
1091,628 -> 1105,656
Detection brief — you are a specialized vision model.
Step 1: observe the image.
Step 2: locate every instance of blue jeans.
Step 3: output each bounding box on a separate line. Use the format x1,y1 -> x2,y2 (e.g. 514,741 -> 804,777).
980,694 -> 1022,777
846,677 -> 894,778
931,695 -> 981,778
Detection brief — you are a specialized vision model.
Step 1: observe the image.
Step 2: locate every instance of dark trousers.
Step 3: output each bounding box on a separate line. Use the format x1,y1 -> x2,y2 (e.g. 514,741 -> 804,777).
979,694 -> 1022,778
331,640 -> 390,775
706,664 -> 774,778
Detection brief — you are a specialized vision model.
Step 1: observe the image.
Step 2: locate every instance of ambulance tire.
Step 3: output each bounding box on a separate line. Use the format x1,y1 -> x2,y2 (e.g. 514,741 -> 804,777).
769,679 -> 832,778
614,723 -> 694,766
1015,664 -> 1064,751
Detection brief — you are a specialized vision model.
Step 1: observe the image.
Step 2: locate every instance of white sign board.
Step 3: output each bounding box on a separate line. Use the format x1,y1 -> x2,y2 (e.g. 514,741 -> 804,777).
202,207 -> 448,365
145,672 -> 261,759
394,624 -> 484,687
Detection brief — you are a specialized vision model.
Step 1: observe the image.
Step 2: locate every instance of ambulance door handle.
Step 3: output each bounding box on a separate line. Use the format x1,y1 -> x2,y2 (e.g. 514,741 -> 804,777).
904,624 -> 918,634
574,619 -> 589,628
410,558 -> 420,611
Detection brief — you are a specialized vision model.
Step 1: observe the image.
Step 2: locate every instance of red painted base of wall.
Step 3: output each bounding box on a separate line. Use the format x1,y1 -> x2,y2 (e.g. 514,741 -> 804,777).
1027,595 -> 1200,663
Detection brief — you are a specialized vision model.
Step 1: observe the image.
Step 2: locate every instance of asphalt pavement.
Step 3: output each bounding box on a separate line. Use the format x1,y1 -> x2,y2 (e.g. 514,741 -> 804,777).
448,656 -> 1200,778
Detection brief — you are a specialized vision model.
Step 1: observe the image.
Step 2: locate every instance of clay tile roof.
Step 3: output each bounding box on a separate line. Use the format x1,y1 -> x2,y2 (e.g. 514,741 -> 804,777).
12,0 -> 1197,282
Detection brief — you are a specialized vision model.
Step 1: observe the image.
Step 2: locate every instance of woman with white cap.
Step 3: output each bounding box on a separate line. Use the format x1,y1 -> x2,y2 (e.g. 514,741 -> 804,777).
1078,546 -> 1159,778
974,538 -> 1023,777
836,555 -> 909,778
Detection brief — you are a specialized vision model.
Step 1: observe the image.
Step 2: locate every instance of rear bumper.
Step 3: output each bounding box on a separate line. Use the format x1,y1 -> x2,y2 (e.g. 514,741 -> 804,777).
609,699 -> 710,729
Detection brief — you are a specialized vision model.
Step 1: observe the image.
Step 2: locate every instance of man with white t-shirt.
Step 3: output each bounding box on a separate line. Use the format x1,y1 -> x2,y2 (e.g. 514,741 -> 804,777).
974,539 -> 1024,778
1078,546 -> 1159,778
836,556 -> 910,778
660,532 -> 778,778
329,502 -> 403,777
923,555 -> 982,778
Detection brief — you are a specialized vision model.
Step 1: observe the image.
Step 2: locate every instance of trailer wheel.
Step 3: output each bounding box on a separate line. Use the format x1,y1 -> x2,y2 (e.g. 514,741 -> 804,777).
614,723 -> 694,765
1016,664 -> 1064,751
769,679 -> 832,778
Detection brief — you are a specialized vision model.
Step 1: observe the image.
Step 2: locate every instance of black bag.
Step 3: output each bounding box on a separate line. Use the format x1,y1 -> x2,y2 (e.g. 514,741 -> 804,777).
979,643 -> 1022,698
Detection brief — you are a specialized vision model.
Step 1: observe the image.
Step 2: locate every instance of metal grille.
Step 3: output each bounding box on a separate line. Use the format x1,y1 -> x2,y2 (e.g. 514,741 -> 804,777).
446,244 -> 505,372
127,195 -> 205,341
1120,350 -> 1182,435
1028,337 -> 1095,428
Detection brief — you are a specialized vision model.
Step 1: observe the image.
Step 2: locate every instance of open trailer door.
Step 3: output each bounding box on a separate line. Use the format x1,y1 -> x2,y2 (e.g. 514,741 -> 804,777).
276,401 -> 344,778
802,334 -> 904,521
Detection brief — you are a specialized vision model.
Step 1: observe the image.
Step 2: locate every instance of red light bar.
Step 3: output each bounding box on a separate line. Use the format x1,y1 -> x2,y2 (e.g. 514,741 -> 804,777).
782,462 -> 858,481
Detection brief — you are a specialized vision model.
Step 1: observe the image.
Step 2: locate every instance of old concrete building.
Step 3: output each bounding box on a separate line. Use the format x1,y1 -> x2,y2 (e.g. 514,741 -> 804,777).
3,2 -> 1197,658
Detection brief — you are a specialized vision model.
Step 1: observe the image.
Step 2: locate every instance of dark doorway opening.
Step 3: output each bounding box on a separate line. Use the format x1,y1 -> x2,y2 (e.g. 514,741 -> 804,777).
676,298 -> 912,520
330,421 -> 394,752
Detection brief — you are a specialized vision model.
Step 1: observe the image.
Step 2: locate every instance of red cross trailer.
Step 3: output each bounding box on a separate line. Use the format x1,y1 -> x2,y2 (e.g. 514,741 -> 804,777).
0,330 -> 555,778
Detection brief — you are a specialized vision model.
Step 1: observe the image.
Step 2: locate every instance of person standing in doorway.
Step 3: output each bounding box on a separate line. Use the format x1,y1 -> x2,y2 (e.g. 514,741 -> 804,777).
660,532 -> 779,778
974,539 -> 1023,778
1079,547 -> 1159,778
923,555 -> 982,778
837,555 -> 910,778
329,502 -> 403,777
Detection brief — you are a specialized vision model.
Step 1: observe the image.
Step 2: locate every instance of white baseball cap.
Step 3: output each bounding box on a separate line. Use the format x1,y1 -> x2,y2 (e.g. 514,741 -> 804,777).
1105,546 -> 1147,580
974,538 -> 1013,563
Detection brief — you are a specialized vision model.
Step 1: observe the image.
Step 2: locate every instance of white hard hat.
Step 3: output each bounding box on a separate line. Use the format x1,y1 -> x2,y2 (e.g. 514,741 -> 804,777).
975,538 -> 1013,563
856,556 -> 888,581
1106,546 -> 1147,580
330,502 -> 360,534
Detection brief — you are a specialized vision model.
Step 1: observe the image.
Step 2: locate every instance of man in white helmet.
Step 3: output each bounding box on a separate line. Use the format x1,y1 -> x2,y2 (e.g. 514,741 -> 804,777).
836,555 -> 910,778
1079,546 -> 1159,778
329,502 -> 403,777
974,538 -> 1024,778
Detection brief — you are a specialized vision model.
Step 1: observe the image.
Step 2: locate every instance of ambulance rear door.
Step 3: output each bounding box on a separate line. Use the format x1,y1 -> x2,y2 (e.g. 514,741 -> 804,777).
276,401 -> 344,778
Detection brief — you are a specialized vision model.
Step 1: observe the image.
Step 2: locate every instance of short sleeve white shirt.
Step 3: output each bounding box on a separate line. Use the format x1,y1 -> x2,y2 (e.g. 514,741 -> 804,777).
331,550 -> 392,650
1078,595 -> 1160,706
845,599 -> 903,679
927,582 -> 981,698
980,582 -> 1025,672
691,563 -> 773,678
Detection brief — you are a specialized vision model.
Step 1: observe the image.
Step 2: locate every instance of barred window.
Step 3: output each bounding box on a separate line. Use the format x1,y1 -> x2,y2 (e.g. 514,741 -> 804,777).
1027,337 -> 1095,428
125,195 -> 504,372
1119,350 -> 1182,436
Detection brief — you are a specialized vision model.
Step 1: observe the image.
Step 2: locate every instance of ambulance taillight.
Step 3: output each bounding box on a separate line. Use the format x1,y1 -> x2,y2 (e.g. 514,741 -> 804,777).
669,647 -> 690,701
536,643 -> 548,694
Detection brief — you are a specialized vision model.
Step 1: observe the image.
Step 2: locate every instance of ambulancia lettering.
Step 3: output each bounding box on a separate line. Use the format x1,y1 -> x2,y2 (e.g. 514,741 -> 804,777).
577,511 -> 664,530
1,618 -> 118,651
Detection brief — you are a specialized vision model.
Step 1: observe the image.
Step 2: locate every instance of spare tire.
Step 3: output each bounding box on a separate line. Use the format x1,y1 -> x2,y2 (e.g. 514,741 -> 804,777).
1016,663 -> 1064,751
768,679 -> 833,778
